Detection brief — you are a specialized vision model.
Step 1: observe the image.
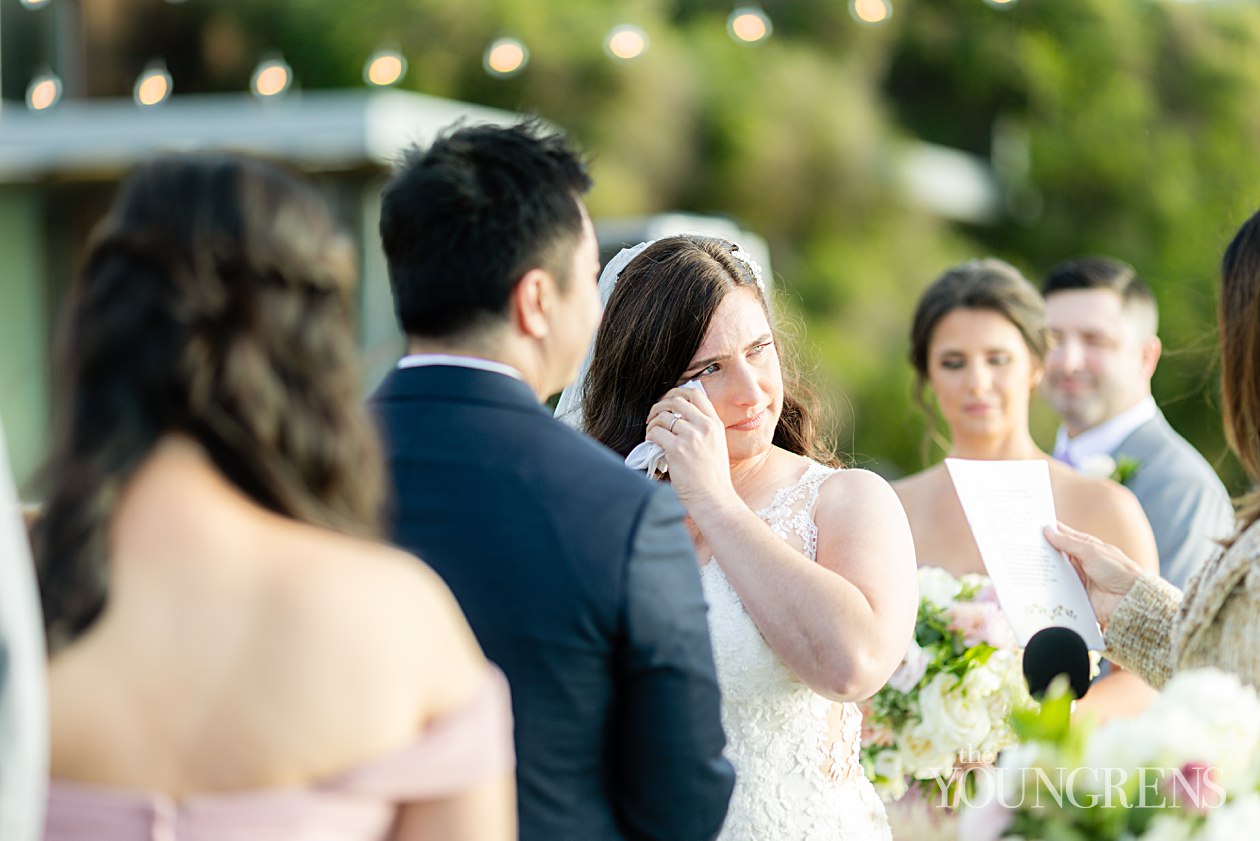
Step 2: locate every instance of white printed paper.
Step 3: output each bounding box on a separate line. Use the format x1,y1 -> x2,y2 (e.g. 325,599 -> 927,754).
944,458 -> 1105,650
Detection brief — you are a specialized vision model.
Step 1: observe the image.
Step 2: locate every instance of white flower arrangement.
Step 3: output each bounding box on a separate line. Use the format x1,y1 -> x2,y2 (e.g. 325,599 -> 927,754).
860,566 -> 1034,802
968,668 -> 1260,840
1076,453 -> 1142,485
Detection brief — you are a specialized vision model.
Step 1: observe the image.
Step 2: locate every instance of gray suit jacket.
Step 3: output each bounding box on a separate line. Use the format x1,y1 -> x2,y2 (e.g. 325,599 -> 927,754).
0,424 -> 46,841
1113,410 -> 1235,590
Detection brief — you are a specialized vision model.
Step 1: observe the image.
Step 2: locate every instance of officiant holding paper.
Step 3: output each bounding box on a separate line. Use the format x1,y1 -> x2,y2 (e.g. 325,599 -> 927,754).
892,258 -> 1159,722
1046,208 -> 1260,691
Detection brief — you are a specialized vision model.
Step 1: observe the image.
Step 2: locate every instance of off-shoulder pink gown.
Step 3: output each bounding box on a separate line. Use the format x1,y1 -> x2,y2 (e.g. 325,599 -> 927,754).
44,671 -> 512,841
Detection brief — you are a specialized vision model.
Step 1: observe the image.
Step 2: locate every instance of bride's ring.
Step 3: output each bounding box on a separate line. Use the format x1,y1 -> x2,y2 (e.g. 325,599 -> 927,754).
668,412 -> 681,433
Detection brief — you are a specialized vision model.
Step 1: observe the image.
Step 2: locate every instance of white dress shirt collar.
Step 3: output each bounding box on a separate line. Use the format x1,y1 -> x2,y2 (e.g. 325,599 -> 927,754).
1054,395 -> 1158,466
397,353 -> 524,382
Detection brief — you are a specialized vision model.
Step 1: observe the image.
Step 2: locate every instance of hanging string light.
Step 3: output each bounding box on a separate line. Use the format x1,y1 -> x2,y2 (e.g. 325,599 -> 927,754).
727,7 -> 773,44
849,0 -> 893,25
15,5 -> 921,106
983,0 -> 1019,8
251,55 -> 293,98
25,72 -> 62,111
604,24 -> 649,61
364,49 -> 407,87
483,37 -> 529,78
133,61 -> 173,107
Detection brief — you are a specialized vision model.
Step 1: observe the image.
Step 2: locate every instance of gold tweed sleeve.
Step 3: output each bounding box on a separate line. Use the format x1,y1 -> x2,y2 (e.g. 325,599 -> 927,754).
1102,573 -> 1183,690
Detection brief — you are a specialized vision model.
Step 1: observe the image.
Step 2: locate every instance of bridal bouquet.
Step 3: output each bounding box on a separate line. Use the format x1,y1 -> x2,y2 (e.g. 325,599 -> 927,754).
965,667 -> 1260,840
860,566 -> 1034,802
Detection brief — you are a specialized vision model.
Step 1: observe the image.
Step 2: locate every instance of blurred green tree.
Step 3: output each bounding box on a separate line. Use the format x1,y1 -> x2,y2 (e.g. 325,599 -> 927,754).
153,0 -> 1260,490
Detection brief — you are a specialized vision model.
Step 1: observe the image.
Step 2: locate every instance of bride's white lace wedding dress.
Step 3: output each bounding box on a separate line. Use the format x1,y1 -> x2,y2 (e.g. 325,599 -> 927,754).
701,461 -> 892,840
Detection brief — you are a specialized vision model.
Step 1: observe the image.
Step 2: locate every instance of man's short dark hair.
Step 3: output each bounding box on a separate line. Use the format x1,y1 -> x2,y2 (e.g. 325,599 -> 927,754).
379,119 -> 592,340
1041,256 -> 1157,313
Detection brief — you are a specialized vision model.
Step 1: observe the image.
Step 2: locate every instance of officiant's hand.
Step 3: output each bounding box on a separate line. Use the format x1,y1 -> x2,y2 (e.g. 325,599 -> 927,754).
645,386 -> 739,513
1044,521 -> 1145,626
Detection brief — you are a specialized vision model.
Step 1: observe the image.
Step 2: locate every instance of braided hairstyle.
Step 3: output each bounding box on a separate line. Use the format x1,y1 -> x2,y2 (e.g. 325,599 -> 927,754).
33,154 -> 383,650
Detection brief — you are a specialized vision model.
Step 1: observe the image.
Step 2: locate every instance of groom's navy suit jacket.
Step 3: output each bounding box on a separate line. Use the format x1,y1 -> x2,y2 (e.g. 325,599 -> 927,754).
372,364 -> 734,841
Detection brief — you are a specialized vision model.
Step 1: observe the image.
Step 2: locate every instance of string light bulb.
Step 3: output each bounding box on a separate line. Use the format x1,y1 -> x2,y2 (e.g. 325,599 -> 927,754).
483,37 -> 529,78
727,7 -> 773,44
19,0 -> 52,9
364,49 -> 407,87
251,56 -> 293,98
849,0 -> 893,25
133,61 -> 173,107
983,0 -> 1019,7
25,72 -> 62,111
604,24 -> 649,61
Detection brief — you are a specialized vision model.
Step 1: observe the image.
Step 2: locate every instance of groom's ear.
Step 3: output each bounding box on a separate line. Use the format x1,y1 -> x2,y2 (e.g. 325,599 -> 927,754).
511,268 -> 555,340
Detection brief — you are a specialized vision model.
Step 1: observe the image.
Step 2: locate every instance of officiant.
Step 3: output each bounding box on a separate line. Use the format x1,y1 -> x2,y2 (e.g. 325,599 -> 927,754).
1047,208 -> 1260,690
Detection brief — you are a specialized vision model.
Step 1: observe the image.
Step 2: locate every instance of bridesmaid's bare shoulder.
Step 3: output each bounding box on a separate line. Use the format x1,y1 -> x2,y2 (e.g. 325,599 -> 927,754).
1048,460 -> 1158,573
891,463 -> 950,509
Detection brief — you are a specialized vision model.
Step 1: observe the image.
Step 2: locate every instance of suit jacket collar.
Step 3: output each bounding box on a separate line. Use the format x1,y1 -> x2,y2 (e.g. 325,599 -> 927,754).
1114,409 -> 1175,461
374,363 -> 550,417
1054,396 -> 1159,464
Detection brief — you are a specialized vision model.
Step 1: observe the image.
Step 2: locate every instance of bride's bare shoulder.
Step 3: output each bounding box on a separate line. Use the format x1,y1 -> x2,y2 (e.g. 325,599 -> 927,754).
815,465 -> 913,531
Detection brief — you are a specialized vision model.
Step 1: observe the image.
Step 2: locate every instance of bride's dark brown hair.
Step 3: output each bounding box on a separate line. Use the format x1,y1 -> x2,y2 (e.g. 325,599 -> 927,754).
33,153 -> 384,650
581,235 -> 836,467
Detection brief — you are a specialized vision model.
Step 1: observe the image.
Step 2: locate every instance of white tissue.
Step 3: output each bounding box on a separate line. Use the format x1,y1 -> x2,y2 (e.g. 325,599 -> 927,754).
624,381 -> 705,477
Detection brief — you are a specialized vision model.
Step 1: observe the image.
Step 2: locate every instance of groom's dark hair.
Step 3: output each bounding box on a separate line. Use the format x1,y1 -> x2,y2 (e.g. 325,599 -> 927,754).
379,119 -> 592,340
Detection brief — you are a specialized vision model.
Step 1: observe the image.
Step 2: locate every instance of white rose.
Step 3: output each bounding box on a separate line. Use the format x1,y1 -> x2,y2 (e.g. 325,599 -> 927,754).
1148,669 -> 1260,785
1081,718 -> 1155,782
918,566 -> 964,609
1199,794 -> 1260,841
963,657 -> 1004,699
958,572 -> 991,594
1159,668 -> 1260,723
1077,453 -> 1117,480
1141,814 -> 1197,841
873,750 -> 905,783
918,671 -> 991,757
899,721 -> 959,779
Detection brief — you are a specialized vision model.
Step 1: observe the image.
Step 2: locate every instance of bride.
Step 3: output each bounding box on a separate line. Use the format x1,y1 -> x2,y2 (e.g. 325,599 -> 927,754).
559,235 -> 918,839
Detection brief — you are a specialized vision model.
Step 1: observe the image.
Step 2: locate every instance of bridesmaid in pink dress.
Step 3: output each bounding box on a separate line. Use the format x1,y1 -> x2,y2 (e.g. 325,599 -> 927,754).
31,154 -> 515,841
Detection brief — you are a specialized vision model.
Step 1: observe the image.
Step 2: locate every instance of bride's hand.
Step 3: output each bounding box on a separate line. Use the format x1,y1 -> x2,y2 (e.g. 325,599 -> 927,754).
644,386 -> 739,514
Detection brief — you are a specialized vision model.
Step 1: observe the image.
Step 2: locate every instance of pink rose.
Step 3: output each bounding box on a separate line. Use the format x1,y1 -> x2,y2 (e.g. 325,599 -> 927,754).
947,601 -> 1014,650
887,639 -> 930,693
1165,761 -> 1225,813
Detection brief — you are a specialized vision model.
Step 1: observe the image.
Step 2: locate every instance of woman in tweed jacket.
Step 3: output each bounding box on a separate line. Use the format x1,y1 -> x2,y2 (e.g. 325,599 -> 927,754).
1046,208 -> 1260,690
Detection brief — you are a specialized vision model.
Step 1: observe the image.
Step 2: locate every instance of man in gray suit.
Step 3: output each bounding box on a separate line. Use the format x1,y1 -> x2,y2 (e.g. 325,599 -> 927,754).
1041,257 -> 1234,589
0,421 -> 46,840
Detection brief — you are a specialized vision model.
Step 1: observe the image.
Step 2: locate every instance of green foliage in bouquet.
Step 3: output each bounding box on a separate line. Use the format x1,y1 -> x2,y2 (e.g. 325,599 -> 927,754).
861,568 -> 1032,802
978,669 -> 1260,841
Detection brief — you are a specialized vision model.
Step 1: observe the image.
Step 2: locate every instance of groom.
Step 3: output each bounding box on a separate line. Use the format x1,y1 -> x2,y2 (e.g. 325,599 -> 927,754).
1040,257 -> 1234,590
372,121 -> 733,841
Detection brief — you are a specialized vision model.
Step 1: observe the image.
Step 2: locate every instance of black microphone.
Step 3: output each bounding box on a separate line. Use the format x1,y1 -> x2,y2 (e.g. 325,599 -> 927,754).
1022,626 -> 1092,700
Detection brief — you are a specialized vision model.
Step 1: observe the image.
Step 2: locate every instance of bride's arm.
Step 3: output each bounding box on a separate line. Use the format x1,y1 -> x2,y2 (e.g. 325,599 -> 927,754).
646,388 -> 918,701
690,470 -> 919,701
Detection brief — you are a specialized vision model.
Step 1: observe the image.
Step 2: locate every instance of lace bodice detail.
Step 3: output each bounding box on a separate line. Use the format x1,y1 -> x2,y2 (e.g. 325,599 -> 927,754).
701,461 -> 890,840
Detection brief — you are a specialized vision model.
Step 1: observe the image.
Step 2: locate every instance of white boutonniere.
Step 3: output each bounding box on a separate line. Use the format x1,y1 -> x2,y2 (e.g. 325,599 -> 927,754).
1077,454 -> 1141,485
